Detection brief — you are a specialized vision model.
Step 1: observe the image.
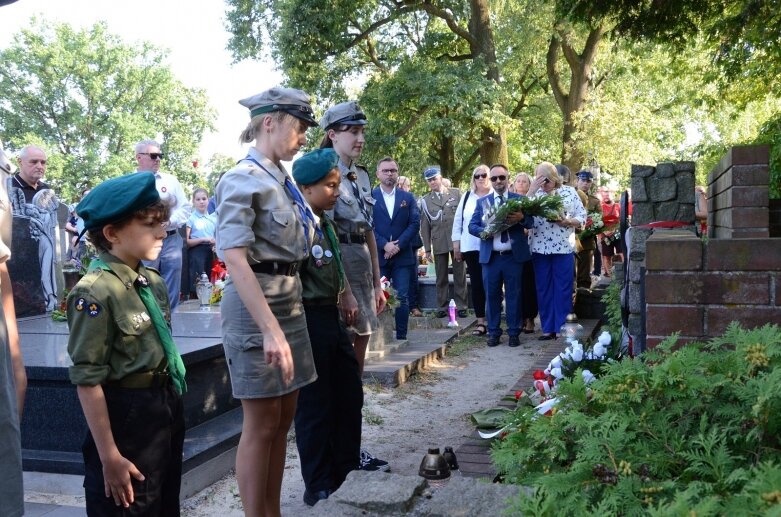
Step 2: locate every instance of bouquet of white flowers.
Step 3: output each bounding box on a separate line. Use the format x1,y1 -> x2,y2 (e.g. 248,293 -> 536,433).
479,195 -> 563,240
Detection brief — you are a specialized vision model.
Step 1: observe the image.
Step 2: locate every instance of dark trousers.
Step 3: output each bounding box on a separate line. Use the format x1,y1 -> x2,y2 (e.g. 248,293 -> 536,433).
380,260 -> 411,339
434,251 -> 468,308
408,264 -> 419,310
187,243 -> 213,294
576,248 -> 595,289
482,253 -> 524,337
461,251 -> 486,318
83,384 -> 184,517
533,252 -> 575,334
295,305 -> 363,493
521,259 -> 538,320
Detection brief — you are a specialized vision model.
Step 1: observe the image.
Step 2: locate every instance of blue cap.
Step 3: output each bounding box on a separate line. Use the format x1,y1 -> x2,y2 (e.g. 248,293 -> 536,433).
423,166 -> 441,180
577,170 -> 594,180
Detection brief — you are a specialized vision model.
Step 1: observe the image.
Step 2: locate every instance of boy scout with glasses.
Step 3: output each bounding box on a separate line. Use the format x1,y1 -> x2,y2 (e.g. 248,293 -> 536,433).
67,173 -> 187,515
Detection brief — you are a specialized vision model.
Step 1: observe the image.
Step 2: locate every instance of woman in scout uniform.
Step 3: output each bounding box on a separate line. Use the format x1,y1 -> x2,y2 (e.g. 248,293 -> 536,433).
292,148 -> 364,507
67,172 -> 187,515
319,101 -> 389,472
215,87 -> 318,517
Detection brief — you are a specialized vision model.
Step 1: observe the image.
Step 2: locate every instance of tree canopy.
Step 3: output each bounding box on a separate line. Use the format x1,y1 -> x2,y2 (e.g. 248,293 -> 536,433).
0,19 -> 215,201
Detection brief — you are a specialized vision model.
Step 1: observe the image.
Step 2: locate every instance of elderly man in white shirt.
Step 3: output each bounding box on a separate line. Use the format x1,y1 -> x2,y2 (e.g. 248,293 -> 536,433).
135,139 -> 192,310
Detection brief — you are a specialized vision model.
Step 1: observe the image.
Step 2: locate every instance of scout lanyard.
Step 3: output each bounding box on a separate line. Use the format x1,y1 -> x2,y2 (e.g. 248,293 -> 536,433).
241,155 -> 320,252
89,257 -> 187,395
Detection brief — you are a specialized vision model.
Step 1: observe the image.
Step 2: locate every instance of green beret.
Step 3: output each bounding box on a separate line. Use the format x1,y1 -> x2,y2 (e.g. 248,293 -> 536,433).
293,149 -> 339,185
239,87 -> 318,127
78,173 -> 160,230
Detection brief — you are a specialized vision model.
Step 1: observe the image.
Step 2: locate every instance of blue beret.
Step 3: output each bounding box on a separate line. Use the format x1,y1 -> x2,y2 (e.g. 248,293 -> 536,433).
293,149 -> 340,185
77,173 -> 160,231
577,170 -> 594,180
423,166 -> 441,180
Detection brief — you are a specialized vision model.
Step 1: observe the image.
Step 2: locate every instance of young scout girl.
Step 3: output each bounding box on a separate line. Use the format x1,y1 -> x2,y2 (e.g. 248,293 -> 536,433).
185,187 -> 216,297
292,149 -> 363,507
67,172 -> 187,515
215,87 -> 318,517
319,101 -> 388,472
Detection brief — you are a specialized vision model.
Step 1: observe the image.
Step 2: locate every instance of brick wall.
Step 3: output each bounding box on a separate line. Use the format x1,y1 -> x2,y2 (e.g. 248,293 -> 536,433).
707,145 -> 770,239
645,231 -> 781,348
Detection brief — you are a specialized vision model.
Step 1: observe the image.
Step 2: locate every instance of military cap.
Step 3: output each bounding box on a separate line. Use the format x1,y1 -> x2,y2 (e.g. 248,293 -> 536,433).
423,166 -> 441,180
319,101 -> 367,131
78,173 -> 159,231
576,170 -> 594,180
293,148 -> 339,185
239,87 -> 317,127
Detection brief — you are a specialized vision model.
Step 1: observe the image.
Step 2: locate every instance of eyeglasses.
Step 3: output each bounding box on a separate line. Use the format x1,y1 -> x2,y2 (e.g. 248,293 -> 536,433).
473,173 -> 487,179
380,168 -> 399,174
489,175 -> 507,182
140,153 -> 164,160
542,178 -> 550,185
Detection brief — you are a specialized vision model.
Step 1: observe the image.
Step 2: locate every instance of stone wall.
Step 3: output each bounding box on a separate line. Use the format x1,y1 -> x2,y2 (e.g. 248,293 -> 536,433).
707,145 -> 770,239
770,199 -> 781,237
645,232 -> 781,348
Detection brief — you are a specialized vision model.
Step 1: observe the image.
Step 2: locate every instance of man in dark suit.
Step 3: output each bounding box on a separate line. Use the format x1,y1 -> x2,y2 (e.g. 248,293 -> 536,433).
468,164 -> 534,348
372,157 -> 420,340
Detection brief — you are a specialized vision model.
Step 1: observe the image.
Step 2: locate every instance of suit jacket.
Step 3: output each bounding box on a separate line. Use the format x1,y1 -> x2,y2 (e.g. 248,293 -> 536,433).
468,192 -> 534,264
372,187 -> 420,267
420,187 -> 461,254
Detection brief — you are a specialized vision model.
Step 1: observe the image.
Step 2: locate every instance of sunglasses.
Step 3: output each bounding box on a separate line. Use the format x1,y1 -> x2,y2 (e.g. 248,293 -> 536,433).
473,173 -> 487,179
489,175 -> 507,182
542,178 -> 550,184
140,152 -> 164,160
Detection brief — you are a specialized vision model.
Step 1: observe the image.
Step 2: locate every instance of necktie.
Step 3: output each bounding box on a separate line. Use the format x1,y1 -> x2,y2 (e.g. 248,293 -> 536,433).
90,258 -> 186,394
350,178 -> 373,227
498,195 -> 509,243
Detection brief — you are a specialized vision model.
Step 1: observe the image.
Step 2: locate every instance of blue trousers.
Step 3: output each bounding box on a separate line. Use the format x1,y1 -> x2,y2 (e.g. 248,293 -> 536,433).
295,305 -> 363,493
482,253 -> 523,338
144,232 -> 183,311
380,260 -> 411,339
407,264 -> 419,310
533,252 -> 575,334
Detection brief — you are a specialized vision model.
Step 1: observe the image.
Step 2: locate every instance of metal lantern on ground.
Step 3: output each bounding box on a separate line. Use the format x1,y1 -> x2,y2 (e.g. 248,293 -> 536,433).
418,448 -> 451,481
560,313 -> 584,343
196,272 -> 212,310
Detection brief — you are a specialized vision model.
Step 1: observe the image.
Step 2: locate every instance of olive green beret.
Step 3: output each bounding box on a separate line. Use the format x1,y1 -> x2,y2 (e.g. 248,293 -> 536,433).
239,87 -> 317,127
78,173 -> 160,230
319,101 -> 367,131
293,149 -> 339,185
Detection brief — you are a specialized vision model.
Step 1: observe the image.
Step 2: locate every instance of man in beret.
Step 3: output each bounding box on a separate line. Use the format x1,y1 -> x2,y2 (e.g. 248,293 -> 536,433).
420,166 -> 467,318
135,139 -> 192,311
372,157 -> 420,340
575,170 -> 601,290
67,172 -> 186,515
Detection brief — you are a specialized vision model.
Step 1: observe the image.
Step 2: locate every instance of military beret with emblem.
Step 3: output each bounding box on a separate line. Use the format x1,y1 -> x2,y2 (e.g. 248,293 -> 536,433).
77,172 -> 160,231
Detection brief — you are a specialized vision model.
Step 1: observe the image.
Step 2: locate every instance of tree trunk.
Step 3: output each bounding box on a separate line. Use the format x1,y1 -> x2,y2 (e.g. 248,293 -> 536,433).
546,25 -> 605,174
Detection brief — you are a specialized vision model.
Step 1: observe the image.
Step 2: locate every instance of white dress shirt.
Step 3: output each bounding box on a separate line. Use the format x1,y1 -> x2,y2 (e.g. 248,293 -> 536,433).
451,188 -> 492,253
491,194 -> 513,252
381,187 -> 396,219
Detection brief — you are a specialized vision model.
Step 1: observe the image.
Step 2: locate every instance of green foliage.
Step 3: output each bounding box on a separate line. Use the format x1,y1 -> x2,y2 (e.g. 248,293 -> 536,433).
0,18 -> 216,201
492,323 -> 781,515
755,114 -> 781,199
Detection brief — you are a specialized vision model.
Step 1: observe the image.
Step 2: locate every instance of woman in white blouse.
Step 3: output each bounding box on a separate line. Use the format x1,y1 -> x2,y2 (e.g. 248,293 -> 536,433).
452,165 -> 492,336
527,162 -> 586,340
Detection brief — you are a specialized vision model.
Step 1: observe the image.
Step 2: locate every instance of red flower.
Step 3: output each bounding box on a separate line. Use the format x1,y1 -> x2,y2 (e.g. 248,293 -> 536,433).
544,409 -> 553,417
500,431 -> 508,439
533,370 -> 546,380
514,390 -> 523,400
383,290 -> 390,299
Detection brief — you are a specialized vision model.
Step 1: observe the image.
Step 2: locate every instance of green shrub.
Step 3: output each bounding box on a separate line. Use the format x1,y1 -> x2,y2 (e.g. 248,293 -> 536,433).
491,323 -> 781,516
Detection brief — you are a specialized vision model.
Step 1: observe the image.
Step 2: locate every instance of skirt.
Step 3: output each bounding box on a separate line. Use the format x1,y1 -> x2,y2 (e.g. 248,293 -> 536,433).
341,243 -> 380,336
221,272 -> 317,399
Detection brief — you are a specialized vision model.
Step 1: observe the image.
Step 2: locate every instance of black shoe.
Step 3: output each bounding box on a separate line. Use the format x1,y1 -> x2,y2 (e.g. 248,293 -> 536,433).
457,309 -> 469,318
508,335 -> 521,348
539,333 -> 557,341
303,489 -> 331,507
359,449 -> 390,472
436,310 -> 447,318
487,336 -> 500,347
396,334 -> 407,340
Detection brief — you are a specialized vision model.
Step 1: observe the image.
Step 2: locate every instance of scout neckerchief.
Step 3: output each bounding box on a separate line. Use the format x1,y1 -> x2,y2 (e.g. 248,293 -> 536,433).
321,216 -> 345,292
90,257 -> 187,394
242,155 -> 320,253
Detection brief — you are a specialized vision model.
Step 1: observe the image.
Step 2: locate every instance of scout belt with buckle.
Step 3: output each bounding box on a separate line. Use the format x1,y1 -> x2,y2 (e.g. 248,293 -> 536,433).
106,371 -> 170,389
338,232 -> 366,245
250,261 -> 300,276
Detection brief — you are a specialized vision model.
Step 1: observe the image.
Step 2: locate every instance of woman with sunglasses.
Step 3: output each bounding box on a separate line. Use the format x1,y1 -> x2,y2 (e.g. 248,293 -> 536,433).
452,165 -> 492,335
216,87 -> 319,517
527,162 -> 586,340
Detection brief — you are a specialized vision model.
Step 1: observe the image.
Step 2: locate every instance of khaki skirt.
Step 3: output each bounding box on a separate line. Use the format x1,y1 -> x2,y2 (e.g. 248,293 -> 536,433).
221,273 -> 317,399
341,243 -> 379,336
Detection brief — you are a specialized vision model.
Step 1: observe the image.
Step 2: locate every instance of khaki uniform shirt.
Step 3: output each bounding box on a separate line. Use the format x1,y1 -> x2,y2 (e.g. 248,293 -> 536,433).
300,216 -> 342,304
327,161 -> 375,236
216,147 -> 313,263
67,252 -> 168,386
420,187 -> 461,254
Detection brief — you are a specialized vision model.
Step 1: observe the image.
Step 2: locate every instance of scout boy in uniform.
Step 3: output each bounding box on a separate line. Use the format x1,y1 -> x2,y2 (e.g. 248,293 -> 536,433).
292,148 -> 364,507
67,172 -> 187,516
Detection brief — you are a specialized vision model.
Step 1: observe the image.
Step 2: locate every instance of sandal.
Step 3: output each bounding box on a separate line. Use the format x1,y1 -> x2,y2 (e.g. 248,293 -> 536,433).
472,323 -> 487,336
